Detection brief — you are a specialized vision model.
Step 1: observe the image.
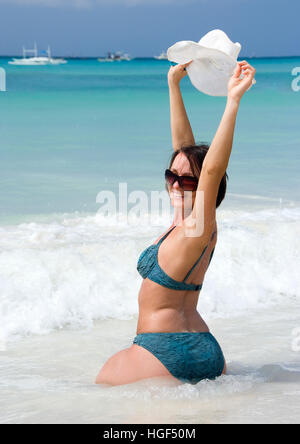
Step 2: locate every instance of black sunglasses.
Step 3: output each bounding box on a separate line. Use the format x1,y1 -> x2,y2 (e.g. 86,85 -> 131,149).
165,169 -> 198,191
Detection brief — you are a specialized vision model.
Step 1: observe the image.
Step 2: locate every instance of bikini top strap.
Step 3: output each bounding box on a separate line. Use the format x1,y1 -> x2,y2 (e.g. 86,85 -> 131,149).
157,225 -> 176,246
183,244 -> 208,282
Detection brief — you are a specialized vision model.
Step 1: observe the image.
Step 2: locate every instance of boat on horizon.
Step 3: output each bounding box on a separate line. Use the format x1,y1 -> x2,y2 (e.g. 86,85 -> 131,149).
9,43 -> 67,66
98,51 -> 131,62
154,51 -> 168,60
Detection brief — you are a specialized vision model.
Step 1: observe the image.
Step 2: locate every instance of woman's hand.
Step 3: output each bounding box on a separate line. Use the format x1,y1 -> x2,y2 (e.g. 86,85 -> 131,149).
168,61 -> 192,87
227,61 -> 256,102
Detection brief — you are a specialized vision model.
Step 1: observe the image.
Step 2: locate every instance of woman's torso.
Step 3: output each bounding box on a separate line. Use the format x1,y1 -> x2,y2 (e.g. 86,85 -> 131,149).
136,220 -> 217,334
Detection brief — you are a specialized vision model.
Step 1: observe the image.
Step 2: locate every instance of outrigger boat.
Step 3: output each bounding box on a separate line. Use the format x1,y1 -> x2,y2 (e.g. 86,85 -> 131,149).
9,44 -> 67,66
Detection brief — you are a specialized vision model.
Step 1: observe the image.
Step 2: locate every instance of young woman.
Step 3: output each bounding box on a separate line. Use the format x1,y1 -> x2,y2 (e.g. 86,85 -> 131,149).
96,60 -> 256,386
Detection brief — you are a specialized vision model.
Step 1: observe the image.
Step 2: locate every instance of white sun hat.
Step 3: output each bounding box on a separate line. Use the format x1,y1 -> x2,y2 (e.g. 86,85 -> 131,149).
167,29 -> 253,96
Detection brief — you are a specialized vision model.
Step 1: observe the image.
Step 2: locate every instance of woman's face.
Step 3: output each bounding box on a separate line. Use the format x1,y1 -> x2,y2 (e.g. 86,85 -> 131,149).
168,153 -> 197,210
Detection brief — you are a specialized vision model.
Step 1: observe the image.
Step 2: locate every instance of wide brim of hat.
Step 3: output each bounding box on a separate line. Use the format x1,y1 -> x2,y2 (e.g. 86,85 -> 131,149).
167,41 -> 237,96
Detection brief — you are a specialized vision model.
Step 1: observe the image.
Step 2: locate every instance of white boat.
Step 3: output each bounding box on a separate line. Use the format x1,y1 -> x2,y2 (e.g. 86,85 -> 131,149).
154,52 -> 168,60
119,53 -> 131,61
9,44 -> 67,66
98,51 -> 131,62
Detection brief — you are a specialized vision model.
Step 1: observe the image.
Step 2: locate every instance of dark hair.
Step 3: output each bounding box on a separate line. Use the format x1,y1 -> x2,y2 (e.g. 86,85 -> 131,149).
168,144 -> 228,208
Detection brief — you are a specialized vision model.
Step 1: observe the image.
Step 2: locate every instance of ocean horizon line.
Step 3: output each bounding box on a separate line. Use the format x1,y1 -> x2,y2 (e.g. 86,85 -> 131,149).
0,54 -> 300,61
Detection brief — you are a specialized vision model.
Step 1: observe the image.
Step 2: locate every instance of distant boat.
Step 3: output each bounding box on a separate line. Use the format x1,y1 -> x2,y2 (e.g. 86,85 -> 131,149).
9,43 -> 67,66
154,52 -> 168,60
98,51 -> 131,62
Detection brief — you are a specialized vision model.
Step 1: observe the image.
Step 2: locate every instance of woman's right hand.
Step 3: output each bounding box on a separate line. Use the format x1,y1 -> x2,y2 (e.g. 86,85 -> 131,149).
168,62 -> 192,87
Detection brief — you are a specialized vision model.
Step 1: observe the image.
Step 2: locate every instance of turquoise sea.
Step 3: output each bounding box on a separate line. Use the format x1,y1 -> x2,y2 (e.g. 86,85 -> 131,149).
0,57 -> 299,222
0,57 -> 300,424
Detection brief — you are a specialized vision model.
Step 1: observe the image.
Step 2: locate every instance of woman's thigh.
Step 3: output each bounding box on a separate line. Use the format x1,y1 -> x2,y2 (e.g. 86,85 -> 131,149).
95,344 -> 178,386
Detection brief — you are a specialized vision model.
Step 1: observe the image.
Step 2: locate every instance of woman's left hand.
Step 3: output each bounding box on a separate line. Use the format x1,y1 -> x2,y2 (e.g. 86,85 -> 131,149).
227,61 -> 256,101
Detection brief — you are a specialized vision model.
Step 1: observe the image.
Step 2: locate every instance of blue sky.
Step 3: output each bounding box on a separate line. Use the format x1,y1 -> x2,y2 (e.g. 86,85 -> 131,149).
0,0 -> 298,57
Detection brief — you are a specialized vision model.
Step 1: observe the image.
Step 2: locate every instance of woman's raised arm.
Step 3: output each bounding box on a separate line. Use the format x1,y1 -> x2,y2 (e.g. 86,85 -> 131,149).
202,61 -> 256,175
185,61 -> 256,239
168,62 -> 195,151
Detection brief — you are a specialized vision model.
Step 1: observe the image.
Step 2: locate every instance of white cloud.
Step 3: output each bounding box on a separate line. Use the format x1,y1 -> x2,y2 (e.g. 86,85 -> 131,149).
0,0 -> 200,8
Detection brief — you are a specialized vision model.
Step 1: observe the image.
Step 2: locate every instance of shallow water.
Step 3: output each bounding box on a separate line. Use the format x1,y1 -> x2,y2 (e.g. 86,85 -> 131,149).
1,304 -> 300,424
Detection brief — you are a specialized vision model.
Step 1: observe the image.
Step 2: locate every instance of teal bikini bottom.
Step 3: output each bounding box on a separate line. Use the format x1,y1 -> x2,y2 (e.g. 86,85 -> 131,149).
133,332 -> 225,384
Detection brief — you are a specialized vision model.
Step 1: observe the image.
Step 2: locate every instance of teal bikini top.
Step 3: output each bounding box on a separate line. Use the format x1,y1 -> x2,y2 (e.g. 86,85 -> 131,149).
137,226 -> 215,292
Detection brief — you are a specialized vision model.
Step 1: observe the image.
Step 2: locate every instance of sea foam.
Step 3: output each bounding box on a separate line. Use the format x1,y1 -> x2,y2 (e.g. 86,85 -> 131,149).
0,206 -> 299,342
